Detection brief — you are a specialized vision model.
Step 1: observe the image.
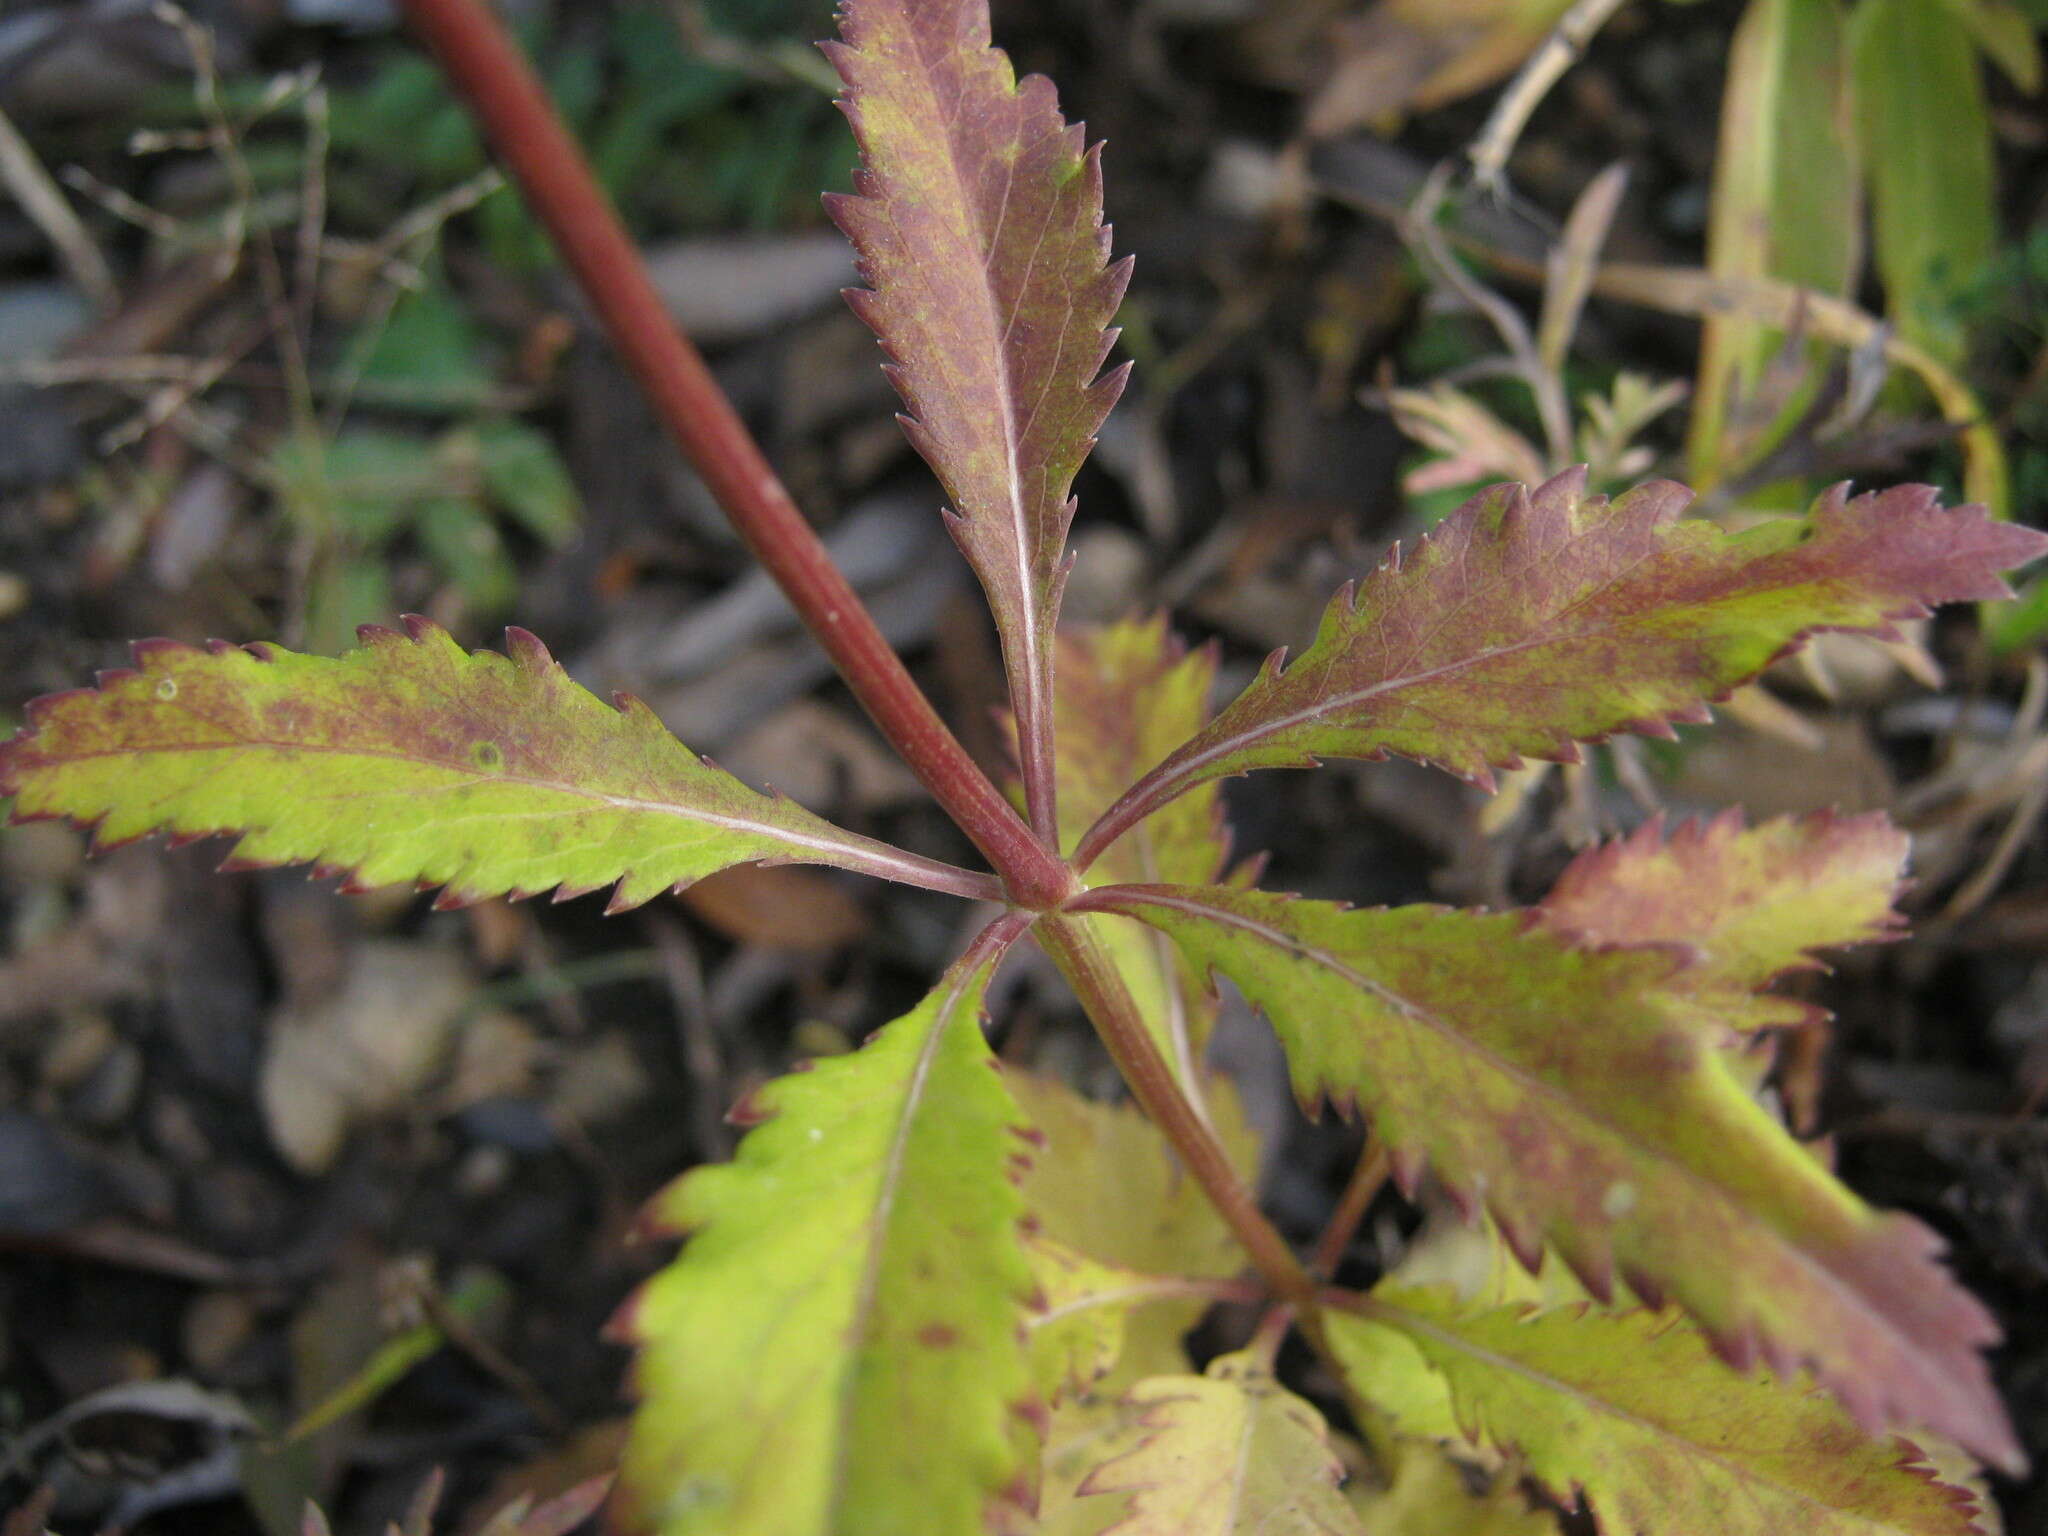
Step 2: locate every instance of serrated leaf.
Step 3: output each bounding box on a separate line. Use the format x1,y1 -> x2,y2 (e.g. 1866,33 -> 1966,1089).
1851,0 -> 1999,364
1056,618 -> 1228,884
0,618 -> 975,912
1537,810 -> 1908,1032
1008,1069 -> 1257,1388
1688,0 -> 1858,483
1084,884 -> 2019,1470
1074,1352 -> 1364,1536
1329,1288 -> 1988,1536
1084,474 -> 2046,844
1024,1393 -> 1153,1536
825,0 -> 1131,830
1025,1235 -> 1192,1403
615,947 -> 1036,1536
1055,618 -> 1234,1092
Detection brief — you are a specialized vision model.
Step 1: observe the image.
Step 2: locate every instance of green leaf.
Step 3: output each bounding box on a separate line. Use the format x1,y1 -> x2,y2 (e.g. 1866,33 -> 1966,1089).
1329,1287 -> 1988,1536
1932,0 -> 2042,86
273,428 -> 443,547
615,945 -> 1036,1536
416,497 -> 518,614
0,619 -> 981,910
826,0 -> 1131,812
1851,0 -> 1999,363
1073,1352 -> 1365,1535
472,419 -> 581,547
1084,884 -> 2019,1470
1688,0 -> 1859,483
1536,810 -> 1908,1032
1084,474 -> 2046,845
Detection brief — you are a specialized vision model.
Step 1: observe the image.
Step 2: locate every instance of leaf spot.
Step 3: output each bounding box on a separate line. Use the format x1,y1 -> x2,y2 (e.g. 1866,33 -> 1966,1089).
154,678 -> 178,701
918,1323 -> 959,1348
470,740 -> 504,773
1602,1180 -> 1638,1219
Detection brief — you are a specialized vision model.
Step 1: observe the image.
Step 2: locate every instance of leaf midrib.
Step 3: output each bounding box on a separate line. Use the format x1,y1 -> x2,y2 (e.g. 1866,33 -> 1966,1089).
37,729 -> 945,881
1352,1295 -> 1964,1536
888,5 -> 1050,744
1111,888 -> 1927,1371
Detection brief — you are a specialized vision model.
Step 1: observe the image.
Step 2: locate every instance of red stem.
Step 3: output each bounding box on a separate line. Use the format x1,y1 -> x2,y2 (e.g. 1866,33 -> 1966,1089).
395,0 -> 1072,910
1036,915 -> 1315,1313
1310,1136 -> 1389,1280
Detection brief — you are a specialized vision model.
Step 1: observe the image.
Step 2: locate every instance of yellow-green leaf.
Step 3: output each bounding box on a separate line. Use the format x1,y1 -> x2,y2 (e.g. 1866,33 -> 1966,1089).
1078,1352 -> 1365,1535
1008,1069 -> 1258,1388
0,620 -> 984,911
1330,1288 -> 1988,1536
615,943 -> 1036,1535
1025,1235 -> 1203,1404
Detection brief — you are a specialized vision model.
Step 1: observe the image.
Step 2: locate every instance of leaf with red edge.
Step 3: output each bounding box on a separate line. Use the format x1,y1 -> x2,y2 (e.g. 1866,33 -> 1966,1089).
1329,1286 -> 1988,1536
1081,883 -> 2021,1472
1537,810 -> 1910,1032
0,619 -> 979,912
1082,474 -> 2047,854
826,0 -> 1131,831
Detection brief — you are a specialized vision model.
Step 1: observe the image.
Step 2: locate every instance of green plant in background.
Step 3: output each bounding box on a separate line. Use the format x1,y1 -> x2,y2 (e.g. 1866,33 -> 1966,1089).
7,2 -> 2048,1534
321,1 -> 851,262
1692,0 -> 2039,498
271,274 -> 579,652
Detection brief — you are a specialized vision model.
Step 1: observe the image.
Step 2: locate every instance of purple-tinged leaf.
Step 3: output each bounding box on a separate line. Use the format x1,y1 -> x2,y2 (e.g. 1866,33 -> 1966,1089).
1538,810 -> 1909,1032
1077,474 -> 2046,864
1081,884 -> 2021,1472
0,618 -> 991,911
826,0 -> 1131,834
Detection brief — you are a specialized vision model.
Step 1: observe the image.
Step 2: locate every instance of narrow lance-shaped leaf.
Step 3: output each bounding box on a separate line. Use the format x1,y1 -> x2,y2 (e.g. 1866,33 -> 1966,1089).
1536,810 -> 1908,1032
826,0 -> 1131,833
1081,884 -> 2020,1470
1851,0 -> 1997,364
1079,474 -> 2047,859
1328,1288 -> 1987,1536
1687,0 -> 1858,483
615,932 -> 1037,1536
0,619 -> 988,911
1076,1352 -> 1365,1536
